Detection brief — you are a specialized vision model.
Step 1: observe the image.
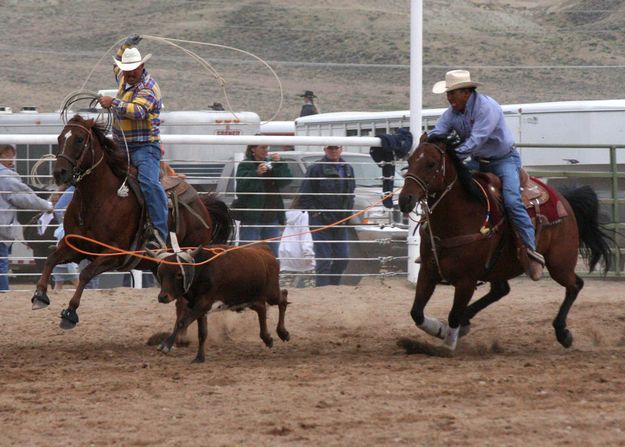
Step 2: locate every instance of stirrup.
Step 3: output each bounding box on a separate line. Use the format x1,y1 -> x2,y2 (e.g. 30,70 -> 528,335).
144,239 -> 165,251
144,228 -> 167,251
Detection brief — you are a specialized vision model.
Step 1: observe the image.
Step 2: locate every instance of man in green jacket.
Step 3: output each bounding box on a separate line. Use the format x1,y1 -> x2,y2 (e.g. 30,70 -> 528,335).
235,144 -> 292,256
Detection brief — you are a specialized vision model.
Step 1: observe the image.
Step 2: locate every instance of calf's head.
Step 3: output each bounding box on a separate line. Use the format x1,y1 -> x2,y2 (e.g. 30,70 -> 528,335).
152,248 -> 200,303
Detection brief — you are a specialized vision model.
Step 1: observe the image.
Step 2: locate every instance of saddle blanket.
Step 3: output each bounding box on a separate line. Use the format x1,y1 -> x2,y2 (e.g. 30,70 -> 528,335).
525,177 -> 568,225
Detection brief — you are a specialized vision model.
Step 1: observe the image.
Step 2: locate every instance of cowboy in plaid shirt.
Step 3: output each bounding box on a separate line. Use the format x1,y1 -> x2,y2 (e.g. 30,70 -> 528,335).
98,35 -> 168,248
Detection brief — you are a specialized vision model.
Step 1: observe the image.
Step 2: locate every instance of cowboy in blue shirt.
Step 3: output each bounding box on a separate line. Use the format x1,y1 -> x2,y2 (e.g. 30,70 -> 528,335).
429,70 -> 544,280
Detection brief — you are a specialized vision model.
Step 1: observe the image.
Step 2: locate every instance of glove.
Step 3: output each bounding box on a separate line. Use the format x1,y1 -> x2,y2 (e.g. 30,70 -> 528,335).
125,34 -> 142,46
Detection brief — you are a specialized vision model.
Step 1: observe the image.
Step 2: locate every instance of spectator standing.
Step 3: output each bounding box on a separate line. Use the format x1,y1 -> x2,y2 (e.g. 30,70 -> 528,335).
298,145 -> 355,286
235,144 -> 292,257
298,90 -> 319,117
0,144 -> 53,292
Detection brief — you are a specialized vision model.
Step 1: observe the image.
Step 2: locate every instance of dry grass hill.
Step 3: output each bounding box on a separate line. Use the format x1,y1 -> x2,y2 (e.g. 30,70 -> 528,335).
1,0 -> 624,120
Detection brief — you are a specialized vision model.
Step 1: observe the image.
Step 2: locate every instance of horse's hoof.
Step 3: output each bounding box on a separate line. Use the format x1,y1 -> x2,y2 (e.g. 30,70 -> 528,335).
263,336 -> 274,348
557,330 -> 573,348
31,292 -> 50,310
191,356 -> 205,364
59,308 -> 78,330
459,324 -> 471,338
158,341 -> 173,353
277,329 -> 290,342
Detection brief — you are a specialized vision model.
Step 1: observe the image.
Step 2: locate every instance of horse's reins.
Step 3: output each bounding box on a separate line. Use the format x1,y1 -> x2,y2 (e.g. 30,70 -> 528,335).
56,122 -> 104,183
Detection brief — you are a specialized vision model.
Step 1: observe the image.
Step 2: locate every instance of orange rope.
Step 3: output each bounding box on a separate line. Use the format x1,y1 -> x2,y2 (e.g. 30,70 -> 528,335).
63,189 -> 402,267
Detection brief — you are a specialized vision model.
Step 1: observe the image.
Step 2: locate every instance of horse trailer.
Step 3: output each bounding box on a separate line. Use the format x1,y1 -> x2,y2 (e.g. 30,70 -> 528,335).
294,99 -> 625,167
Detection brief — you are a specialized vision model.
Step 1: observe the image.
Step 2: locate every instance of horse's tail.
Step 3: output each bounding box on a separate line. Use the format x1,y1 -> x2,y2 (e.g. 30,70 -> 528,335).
562,185 -> 613,273
201,193 -> 234,244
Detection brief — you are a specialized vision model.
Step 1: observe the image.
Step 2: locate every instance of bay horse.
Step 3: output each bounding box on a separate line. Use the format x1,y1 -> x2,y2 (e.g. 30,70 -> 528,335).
31,114 -> 233,340
398,133 -> 612,352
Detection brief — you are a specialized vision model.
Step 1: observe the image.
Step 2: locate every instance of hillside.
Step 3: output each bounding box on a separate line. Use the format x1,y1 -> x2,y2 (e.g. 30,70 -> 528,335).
1,0 -> 624,120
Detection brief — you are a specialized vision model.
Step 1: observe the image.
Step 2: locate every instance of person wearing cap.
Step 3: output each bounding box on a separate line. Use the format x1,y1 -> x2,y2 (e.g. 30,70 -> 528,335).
429,69 -> 545,281
298,145 -> 355,286
298,90 -> 319,117
98,34 -> 168,249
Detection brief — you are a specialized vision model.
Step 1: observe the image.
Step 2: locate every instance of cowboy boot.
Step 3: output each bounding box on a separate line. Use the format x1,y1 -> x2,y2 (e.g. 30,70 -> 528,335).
526,249 -> 545,281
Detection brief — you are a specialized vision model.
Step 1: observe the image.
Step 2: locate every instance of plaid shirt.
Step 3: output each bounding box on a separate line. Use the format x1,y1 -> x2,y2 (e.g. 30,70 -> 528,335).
111,44 -> 162,144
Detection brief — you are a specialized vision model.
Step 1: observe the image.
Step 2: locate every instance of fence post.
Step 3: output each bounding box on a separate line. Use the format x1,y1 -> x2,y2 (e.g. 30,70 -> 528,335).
130,269 -> 143,289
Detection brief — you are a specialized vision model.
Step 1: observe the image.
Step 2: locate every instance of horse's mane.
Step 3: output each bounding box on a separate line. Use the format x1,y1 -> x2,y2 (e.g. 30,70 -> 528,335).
427,134 -> 483,203
70,115 -> 128,179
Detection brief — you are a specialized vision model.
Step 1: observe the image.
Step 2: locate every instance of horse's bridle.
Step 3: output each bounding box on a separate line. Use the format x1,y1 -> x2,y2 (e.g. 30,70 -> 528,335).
403,142 -> 459,283
56,122 -> 104,182
403,142 -> 457,213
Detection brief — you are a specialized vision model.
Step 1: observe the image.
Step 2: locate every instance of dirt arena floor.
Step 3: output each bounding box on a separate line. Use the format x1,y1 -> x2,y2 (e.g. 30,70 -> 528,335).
1,277 -> 624,446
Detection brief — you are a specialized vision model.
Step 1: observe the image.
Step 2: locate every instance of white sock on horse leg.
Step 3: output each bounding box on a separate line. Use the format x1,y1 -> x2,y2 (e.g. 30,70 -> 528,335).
418,316 -> 448,340
444,326 -> 460,351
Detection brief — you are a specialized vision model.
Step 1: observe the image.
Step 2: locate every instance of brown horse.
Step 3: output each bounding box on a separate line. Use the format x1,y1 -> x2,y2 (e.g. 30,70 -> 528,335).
31,114 -> 233,337
398,133 -> 612,352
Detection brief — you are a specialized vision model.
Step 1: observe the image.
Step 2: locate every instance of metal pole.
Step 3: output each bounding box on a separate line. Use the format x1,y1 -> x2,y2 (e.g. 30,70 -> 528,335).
409,0 -> 423,147
407,0 -> 423,284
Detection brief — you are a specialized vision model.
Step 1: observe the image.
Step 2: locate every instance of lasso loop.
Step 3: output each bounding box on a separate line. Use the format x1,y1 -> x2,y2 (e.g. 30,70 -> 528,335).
72,35 -> 284,122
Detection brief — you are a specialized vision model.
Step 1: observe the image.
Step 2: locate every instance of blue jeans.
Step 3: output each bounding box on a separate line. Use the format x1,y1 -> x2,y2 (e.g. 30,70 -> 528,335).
478,151 -> 536,250
0,243 -> 9,291
129,143 -> 168,241
239,219 -> 282,257
309,216 -> 349,287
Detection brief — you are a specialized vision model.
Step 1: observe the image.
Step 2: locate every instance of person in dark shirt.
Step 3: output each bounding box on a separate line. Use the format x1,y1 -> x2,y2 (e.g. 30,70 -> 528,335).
298,145 -> 355,286
234,144 -> 292,257
298,90 -> 319,117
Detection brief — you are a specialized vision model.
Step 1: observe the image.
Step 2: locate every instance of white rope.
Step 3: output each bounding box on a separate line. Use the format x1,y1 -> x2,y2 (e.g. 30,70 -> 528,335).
29,154 -> 57,189
76,35 -> 284,122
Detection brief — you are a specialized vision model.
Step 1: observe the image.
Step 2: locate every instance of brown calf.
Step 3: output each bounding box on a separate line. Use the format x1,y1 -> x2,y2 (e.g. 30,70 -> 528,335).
154,243 -> 290,362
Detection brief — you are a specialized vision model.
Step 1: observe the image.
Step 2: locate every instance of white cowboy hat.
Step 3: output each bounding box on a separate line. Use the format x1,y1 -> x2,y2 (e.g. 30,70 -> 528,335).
432,70 -> 481,94
113,47 -> 152,71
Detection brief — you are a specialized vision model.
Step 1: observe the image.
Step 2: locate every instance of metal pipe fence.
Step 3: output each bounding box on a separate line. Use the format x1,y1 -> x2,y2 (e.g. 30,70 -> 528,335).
520,143 -> 624,277
0,154 -> 409,291
1,141 -> 623,292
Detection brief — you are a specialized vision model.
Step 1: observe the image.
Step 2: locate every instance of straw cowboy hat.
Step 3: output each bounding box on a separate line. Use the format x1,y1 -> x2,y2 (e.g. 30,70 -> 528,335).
432,70 -> 481,94
113,47 -> 152,71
